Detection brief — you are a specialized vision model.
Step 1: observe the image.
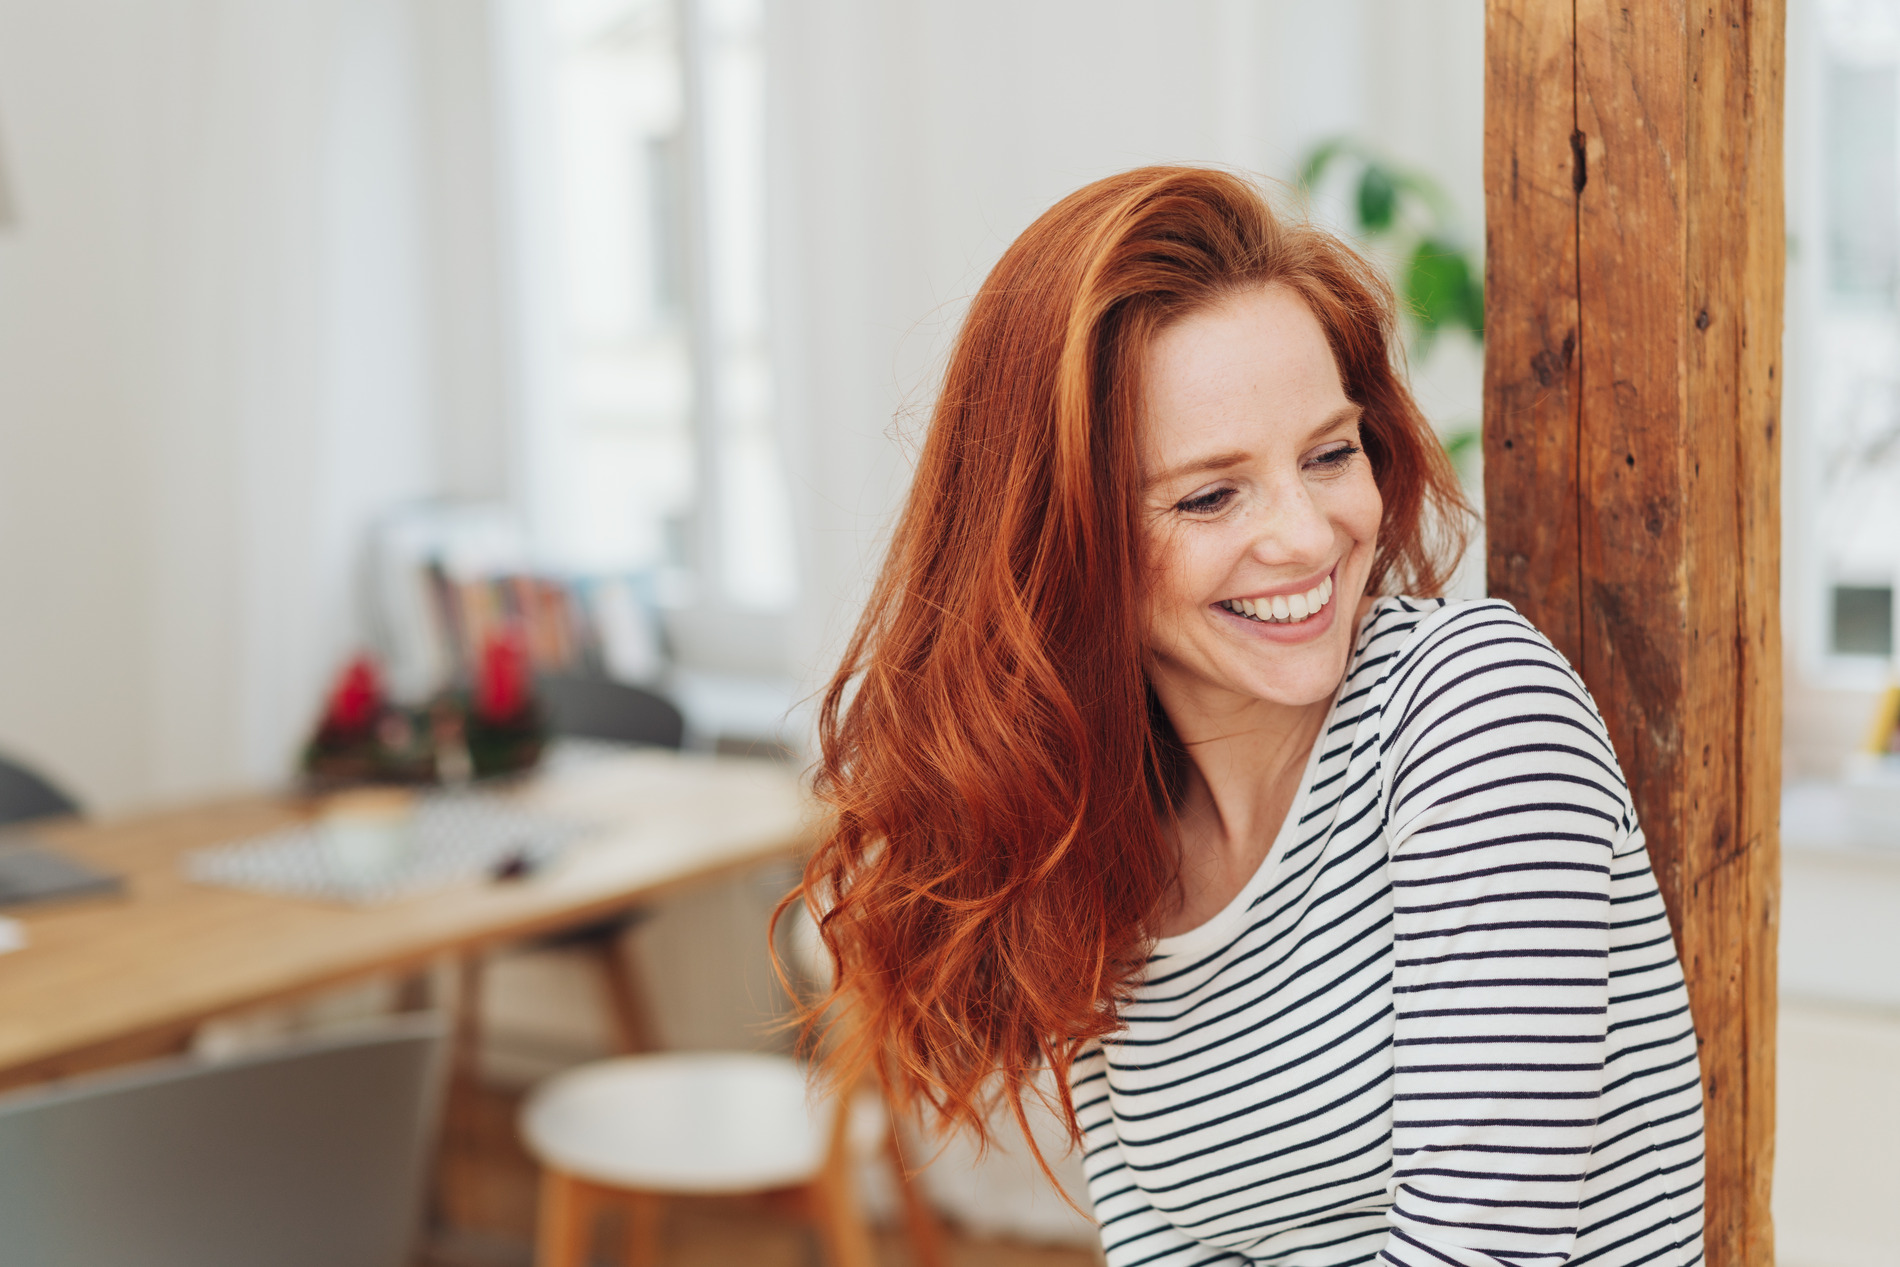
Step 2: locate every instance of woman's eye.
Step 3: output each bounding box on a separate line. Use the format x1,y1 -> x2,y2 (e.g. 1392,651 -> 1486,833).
1309,442 -> 1361,470
1175,486 -> 1235,514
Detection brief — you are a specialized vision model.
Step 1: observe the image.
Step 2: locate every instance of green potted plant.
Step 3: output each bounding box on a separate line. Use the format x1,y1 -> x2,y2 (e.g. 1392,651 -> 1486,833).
1298,137 -> 1484,467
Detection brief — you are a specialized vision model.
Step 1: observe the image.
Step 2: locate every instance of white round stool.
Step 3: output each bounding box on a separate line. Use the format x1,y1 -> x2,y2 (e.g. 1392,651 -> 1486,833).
520,1051 -> 894,1267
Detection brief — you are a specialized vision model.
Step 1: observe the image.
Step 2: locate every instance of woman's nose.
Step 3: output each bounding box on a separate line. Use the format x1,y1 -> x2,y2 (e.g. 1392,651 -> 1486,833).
1247,482 -> 1335,566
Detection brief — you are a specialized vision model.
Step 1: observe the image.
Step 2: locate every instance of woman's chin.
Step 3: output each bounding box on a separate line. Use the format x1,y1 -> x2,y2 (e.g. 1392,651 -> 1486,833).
1233,659 -> 1350,710
1155,641 -> 1353,714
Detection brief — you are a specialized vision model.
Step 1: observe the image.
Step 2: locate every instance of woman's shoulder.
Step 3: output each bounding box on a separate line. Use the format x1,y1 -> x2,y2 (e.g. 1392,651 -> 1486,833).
1362,594 -> 1569,662
1360,595 -> 1610,756
1357,595 -> 1588,707
1365,596 -> 1635,841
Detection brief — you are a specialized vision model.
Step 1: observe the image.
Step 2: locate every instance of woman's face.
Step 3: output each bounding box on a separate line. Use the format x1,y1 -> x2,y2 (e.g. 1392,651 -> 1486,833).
1138,282 -> 1384,715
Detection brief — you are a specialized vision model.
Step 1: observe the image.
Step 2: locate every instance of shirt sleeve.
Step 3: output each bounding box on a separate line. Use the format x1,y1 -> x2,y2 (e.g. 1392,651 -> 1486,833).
1375,604 -> 1626,1266
1073,1045 -> 1251,1267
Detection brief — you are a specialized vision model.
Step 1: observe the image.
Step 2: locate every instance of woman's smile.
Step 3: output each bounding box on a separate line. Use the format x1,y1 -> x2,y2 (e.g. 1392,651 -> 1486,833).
1216,566 -> 1335,625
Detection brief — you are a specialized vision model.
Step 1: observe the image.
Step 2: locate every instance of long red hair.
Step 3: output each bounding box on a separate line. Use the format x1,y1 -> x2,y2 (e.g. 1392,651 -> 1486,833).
784,167 -> 1469,1159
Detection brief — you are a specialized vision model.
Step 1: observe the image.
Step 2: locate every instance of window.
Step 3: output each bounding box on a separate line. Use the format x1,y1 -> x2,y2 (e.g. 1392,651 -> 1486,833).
1832,584 -> 1896,658
538,0 -> 795,611
1827,57 -> 1898,304
1792,0 -> 1900,680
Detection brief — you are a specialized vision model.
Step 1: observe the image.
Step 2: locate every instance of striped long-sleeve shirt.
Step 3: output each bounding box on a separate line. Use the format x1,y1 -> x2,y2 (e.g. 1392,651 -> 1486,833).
1075,597 -> 1705,1267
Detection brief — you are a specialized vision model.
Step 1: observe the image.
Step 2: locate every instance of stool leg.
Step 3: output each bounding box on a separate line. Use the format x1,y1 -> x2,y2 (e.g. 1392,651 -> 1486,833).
536,1169 -> 596,1267
810,1097 -> 878,1267
887,1116 -> 947,1267
810,1172 -> 877,1267
618,1190 -> 665,1267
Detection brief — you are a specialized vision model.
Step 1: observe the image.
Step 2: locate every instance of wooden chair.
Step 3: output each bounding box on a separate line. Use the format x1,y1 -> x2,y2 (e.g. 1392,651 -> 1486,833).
483,675 -> 690,1054
520,1051 -> 943,1267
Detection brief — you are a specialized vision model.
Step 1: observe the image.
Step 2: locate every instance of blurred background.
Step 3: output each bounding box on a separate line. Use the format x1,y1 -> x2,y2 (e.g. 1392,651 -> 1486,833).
0,0 -> 1486,811
0,0 -> 1894,1264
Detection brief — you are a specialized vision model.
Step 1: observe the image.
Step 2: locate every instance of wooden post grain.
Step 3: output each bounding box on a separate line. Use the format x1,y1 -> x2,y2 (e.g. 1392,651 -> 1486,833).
1484,3 -> 1784,1264
1482,0 -> 1583,663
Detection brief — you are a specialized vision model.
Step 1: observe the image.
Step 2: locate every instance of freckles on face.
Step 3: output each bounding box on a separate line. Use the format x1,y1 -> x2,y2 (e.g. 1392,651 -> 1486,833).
1138,283 -> 1385,712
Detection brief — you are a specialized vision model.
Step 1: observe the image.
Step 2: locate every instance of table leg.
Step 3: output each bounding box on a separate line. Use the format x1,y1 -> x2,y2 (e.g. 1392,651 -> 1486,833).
428,955 -> 489,1243
585,932 -> 660,1054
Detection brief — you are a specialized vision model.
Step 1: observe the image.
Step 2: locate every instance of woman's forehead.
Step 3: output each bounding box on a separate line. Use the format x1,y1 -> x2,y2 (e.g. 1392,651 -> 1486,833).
1140,286 -> 1353,474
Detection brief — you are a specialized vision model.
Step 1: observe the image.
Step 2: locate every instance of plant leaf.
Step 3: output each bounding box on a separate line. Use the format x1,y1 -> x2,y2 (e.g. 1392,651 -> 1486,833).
1389,166 -> 1456,223
1460,273 -> 1485,339
1404,238 -> 1476,345
1297,138 -> 1348,191
1440,425 -> 1481,463
1357,164 -> 1398,233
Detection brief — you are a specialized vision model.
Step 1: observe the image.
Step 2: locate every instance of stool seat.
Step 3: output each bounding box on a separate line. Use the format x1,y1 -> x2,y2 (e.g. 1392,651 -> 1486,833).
521,1052 -> 828,1194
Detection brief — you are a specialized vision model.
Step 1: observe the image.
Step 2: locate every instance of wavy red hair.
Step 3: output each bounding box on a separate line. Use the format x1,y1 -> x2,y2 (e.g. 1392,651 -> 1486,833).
782,167 -> 1469,1161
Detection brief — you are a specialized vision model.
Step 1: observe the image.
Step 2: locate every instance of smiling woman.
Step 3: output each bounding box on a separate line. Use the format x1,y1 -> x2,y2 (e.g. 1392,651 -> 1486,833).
786,168 -> 1705,1266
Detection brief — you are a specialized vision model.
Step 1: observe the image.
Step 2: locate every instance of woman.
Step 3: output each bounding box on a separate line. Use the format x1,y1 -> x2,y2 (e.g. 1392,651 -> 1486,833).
791,168 -> 1704,1266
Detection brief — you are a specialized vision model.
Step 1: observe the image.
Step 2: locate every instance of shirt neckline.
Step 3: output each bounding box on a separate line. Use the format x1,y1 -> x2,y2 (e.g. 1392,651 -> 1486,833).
1147,666 -> 1348,961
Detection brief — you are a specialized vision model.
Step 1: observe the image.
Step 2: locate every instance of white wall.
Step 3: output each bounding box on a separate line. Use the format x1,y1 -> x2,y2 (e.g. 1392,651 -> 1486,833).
766,0 -> 1487,693
0,3 -> 159,809
0,0 -> 520,811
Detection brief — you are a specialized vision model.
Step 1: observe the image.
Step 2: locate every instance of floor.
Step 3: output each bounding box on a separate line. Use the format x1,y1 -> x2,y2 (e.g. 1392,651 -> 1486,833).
422,1079 -> 1101,1267
1773,996 -> 1900,1267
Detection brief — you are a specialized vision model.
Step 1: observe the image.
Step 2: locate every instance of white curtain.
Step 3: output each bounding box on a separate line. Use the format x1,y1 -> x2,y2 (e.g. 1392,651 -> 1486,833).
0,0 -> 520,809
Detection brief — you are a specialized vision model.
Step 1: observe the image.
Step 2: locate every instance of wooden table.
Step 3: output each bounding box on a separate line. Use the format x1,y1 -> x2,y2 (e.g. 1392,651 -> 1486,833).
0,749 -> 814,1091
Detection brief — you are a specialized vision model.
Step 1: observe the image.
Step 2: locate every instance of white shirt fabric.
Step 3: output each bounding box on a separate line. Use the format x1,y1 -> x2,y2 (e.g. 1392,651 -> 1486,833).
1075,597 -> 1706,1266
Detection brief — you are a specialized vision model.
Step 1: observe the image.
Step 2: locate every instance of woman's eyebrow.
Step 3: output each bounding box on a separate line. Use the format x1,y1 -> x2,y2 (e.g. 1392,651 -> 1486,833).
1145,405 -> 1366,489
1307,404 -> 1365,441
1145,450 -> 1250,488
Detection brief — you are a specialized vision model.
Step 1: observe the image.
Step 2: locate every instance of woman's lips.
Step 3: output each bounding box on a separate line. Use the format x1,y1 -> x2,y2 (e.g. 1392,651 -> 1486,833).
1210,566 -> 1342,644
1216,570 -> 1333,624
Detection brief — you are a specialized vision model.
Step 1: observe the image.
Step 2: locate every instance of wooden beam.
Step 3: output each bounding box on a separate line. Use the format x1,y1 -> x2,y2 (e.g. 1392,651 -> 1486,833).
1483,3 -> 1784,1264
1483,0 -> 1582,664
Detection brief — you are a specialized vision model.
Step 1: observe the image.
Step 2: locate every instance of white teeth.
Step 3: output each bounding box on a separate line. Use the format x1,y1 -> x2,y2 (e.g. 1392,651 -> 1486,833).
1220,574 -> 1336,624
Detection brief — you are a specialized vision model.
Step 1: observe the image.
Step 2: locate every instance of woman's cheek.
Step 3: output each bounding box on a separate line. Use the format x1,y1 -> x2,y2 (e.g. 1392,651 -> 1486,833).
1342,468 -> 1384,548
1138,524 -> 1191,642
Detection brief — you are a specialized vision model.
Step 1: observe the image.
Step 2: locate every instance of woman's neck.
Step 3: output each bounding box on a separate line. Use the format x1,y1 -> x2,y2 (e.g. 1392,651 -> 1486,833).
1150,690 -> 1333,938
